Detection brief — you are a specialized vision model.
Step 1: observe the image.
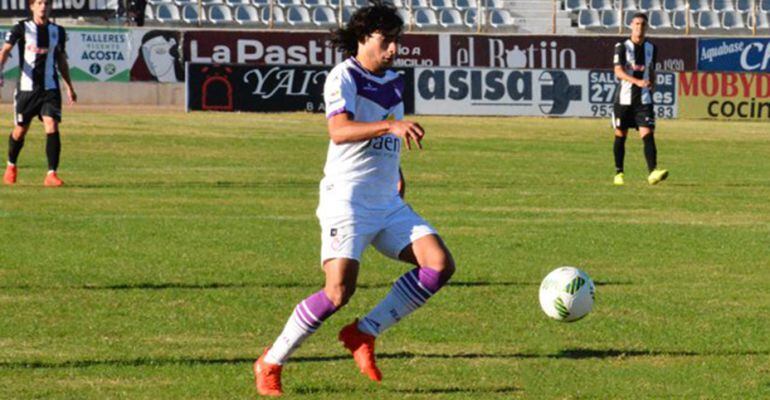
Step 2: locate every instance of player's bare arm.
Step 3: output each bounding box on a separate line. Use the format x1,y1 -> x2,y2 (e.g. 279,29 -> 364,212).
0,43 -> 13,86
614,65 -> 651,89
328,112 -> 424,149
56,51 -> 77,104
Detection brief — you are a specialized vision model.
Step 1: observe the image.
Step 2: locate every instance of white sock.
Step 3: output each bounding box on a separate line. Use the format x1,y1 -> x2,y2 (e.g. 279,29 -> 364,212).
264,290 -> 337,365
358,269 -> 437,337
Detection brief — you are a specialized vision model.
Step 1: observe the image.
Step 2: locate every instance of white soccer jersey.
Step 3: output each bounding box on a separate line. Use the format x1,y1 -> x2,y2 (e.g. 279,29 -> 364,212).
320,57 -> 405,211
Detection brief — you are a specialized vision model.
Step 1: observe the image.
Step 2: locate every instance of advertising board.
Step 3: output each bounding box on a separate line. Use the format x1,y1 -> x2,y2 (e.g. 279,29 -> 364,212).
414,67 -> 677,118
679,71 -> 770,120
186,63 -> 415,113
447,35 -> 696,72
698,38 -> 770,73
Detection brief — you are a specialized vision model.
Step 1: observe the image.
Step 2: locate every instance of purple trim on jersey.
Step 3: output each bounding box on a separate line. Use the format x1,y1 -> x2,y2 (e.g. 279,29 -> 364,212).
346,66 -> 404,111
327,107 -> 352,119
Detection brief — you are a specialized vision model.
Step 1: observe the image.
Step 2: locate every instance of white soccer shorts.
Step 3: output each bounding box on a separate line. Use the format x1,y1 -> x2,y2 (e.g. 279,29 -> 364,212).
319,203 -> 437,264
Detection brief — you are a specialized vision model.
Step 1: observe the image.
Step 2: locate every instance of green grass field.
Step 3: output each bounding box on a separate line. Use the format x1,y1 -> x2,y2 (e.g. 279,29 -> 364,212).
1,106 -> 768,399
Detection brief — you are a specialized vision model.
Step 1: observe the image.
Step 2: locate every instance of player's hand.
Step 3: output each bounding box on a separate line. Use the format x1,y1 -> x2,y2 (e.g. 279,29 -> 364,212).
66,86 -> 77,104
636,79 -> 652,88
388,120 -> 424,150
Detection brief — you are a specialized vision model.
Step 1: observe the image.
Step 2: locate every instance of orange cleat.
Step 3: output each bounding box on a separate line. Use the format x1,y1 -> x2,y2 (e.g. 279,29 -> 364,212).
3,165 -> 17,185
339,319 -> 382,382
44,171 -> 63,187
254,348 -> 283,397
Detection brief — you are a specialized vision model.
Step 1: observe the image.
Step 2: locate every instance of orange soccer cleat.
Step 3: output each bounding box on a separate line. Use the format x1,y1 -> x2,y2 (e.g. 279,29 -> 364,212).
3,165 -> 17,185
254,348 -> 283,397
339,319 -> 382,382
44,171 -> 63,187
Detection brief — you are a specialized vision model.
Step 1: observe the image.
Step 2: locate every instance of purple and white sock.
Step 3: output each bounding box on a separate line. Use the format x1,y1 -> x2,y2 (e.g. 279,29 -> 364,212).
358,267 -> 447,337
264,290 -> 337,365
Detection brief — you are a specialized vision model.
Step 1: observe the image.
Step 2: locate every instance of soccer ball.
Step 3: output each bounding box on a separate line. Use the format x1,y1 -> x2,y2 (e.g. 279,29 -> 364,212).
538,266 -> 595,322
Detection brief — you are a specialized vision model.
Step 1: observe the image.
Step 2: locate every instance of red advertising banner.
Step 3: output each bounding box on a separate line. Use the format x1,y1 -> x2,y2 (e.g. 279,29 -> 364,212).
183,31 -> 439,67
447,35 -> 696,72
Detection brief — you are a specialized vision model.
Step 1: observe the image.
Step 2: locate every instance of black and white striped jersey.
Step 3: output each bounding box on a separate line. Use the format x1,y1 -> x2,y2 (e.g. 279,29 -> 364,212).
613,39 -> 657,106
4,19 -> 67,92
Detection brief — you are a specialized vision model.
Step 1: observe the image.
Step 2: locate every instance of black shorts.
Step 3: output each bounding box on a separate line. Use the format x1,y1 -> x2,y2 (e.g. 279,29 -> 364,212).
14,89 -> 62,126
612,103 -> 655,131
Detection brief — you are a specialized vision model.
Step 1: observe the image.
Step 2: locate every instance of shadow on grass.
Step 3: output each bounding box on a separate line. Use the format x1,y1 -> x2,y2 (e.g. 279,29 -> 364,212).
62,181 -> 317,190
392,386 -> 520,394
2,280 -> 629,291
3,348 -> 767,370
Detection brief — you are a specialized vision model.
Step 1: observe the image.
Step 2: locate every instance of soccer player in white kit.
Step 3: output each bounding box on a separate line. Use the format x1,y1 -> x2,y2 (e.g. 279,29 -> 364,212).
254,3 -> 455,397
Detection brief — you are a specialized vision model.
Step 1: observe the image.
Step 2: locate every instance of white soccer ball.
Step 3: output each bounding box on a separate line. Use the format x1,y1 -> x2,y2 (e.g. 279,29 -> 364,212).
539,266 -> 595,322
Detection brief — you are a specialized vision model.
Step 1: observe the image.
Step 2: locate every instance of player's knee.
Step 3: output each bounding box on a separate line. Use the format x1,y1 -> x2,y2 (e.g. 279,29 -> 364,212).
325,284 -> 356,308
426,249 -> 455,282
12,128 -> 28,140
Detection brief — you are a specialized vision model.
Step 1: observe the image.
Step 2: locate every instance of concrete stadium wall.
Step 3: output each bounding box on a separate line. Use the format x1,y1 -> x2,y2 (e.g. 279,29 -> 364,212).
0,83 -> 185,106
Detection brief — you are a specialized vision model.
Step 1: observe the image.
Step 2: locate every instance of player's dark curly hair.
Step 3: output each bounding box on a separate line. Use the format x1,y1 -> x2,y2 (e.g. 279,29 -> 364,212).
330,1 -> 403,58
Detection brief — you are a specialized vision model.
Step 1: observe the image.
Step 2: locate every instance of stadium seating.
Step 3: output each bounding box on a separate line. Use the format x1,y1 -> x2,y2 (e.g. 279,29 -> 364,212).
688,0 -> 710,11
639,0 -> 663,11
564,0 -> 770,31
747,11 -> 770,28
414,8 -> 438,28
565,0 -> 588,11
484,0 -> 504,9
721,10 -> 746,28
590,0 -> 613,10
260,6 -> 286,25
578,9 -> 601,27
208,4 -> 233,23
712,0 -> 735,11
463,8 -> 483,27
735,0 -> 754,12
430,0 -> 452,10
439,8 -> 464,27
623,9 -> 636,25
312,6 -> 337,26
489,9 -> 514,28
145,4 -> 155,20
697,10 -> 721,28
454,0 -> 478,11
649,8 -> 672,27
396,8 -> 410,25
601,9 -> 621,27
155,3 -> 180,22
663,0 -> 686,11
620,0 -> 638,11
671,9 -> 696,27
138,0 -> 767,32
182,4 -> 202,23
234,4 -> 260,24
286,6 -> 312,25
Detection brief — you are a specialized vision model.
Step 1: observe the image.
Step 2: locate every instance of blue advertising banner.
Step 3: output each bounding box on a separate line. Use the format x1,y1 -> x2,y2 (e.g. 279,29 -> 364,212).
698,38 -> 770,73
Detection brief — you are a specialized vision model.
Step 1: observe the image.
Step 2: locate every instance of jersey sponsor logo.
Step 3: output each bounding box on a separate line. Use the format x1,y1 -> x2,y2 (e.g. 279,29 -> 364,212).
25,44 -> 49,55
364,135 -> 401,155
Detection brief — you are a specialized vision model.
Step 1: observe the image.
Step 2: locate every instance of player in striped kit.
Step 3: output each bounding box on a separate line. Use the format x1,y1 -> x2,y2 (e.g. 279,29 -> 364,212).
1,0 -> 77,186
253,3 -> 455,397
611,13 -> 668,186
